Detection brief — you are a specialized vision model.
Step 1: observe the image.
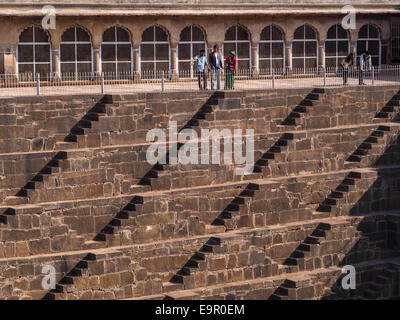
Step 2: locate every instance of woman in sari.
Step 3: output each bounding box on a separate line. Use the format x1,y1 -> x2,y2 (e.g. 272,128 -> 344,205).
224,51 -> 237,90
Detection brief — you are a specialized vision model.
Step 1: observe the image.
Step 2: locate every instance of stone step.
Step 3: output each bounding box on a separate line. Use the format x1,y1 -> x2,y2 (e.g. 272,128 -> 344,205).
205,224 -> 225,234
269,293 -> 288,300
162,282 -> 184,293
83,240 -> 107,250
3,196 -> 28,205
0,204 -> 43,217
164,290 -> 200,300
54,142 -> 77,150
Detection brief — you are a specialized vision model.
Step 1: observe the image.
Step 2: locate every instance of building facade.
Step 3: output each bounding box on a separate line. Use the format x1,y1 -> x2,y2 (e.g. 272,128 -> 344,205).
0,0 -> 399,77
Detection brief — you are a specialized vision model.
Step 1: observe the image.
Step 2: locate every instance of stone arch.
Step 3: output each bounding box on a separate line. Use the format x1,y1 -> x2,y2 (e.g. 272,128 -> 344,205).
59,25 -> 93,74
357,23 -> 382,39
223,23 -> 252,70
101,24 -> 132,43
18,24 -> 52,44
61,25 -> 93,42
179,24 -> 207,43
140,24 -> 171,75
140,24 -> 171,43
326,23 -> 350,40
258,24 -> 286,71
17,25 -> 52,76
177,24 -> 207,77
260,24 -> 286,42
293,23 -> 319,41
325,24 -> 351,69
292,24 -> 319,69
101,25 -> 133,74
224,23 -> 251,42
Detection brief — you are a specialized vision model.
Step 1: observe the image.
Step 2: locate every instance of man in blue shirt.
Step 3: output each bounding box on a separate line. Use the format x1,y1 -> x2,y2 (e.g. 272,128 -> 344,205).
193,49 -> 208,90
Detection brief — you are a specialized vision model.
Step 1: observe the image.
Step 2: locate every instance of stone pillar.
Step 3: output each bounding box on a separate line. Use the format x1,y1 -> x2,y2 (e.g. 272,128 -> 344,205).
319,42 -> 325,69
170,43 -> 178,80
285,41 -> 292,71
381,39 -> 389,65
93,45 -> 101,75
0,47 -> 4,74
251,43 -> 259,77
52,47 -> 61,79
350,41 -> 357,57
3,44 -> 17,74
133,44 -> 140,78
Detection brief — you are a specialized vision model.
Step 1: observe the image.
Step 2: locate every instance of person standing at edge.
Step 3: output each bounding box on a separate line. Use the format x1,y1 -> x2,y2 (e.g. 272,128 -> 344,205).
193,49 -> 208,90
225,51 -> 237,90
209,44 -> 223,90
359,51 -> 372,85
341,52 -> 354,85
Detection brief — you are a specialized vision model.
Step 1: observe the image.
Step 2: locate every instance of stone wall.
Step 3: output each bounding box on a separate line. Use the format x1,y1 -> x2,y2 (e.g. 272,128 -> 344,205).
1,85 -> 400,299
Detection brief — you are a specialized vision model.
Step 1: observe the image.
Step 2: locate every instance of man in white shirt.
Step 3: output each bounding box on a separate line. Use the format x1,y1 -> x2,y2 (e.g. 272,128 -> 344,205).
359,51 -> 372,85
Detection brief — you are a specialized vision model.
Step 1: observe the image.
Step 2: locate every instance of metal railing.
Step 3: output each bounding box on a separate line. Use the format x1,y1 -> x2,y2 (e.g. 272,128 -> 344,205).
0,65 -> 399,97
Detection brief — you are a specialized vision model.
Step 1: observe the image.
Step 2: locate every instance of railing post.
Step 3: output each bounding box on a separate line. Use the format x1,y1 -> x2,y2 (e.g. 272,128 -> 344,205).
100,72 -> 104,94
371,66 -> 375,86
323,67 -> 326,87
272,68 -> 275,89
36,73 -> 40,96
161,71 -> 165,92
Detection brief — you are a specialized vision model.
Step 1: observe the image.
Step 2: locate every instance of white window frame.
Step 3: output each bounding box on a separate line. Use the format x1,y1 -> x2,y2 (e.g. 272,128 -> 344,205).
140,26 -> 170,77
357,24 -> 381,67
391,19 -> 400,61
325,25 -> 350,70
17,25 -> 52,77
101,26 -> 133,76
258,26 -> 285,72
292,25 -> 319,71
60,26 -> 93,78
224,25 -> 251,72
178,25 -> 207,78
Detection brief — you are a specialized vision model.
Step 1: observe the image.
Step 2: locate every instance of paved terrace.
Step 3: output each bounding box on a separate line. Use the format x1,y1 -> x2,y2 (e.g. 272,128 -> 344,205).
0,75 -> 398,98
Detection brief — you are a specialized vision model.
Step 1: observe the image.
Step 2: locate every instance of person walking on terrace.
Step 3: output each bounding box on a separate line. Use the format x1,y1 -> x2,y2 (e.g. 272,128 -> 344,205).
359,51 -> 372,85
193,49 -> 209,90
224,51 -> 237,90
341,52 -> 354,85
209,44 -> 223,90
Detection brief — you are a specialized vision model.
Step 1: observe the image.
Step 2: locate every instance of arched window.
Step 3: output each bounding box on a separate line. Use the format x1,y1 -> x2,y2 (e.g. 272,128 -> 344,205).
224,25 -> 251,70
259,25 -> 285,72
102,26 -> 132,74
357,24 -> 381,66
325,24 -> 349,69
292,25 -> 318,69
17,25 -> 51,77
178,25 -> 206,77
140,25 -> 170,75
60,26 -> 92,74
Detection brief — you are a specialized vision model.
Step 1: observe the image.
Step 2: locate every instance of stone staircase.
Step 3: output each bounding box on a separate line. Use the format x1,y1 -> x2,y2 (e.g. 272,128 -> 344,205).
282,222 -> 332,271
314,171 -> 363,218
362,266 -> 399,299
1,86 -> 400,300
212,182 -> 260,230
280,89 -> 324,127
